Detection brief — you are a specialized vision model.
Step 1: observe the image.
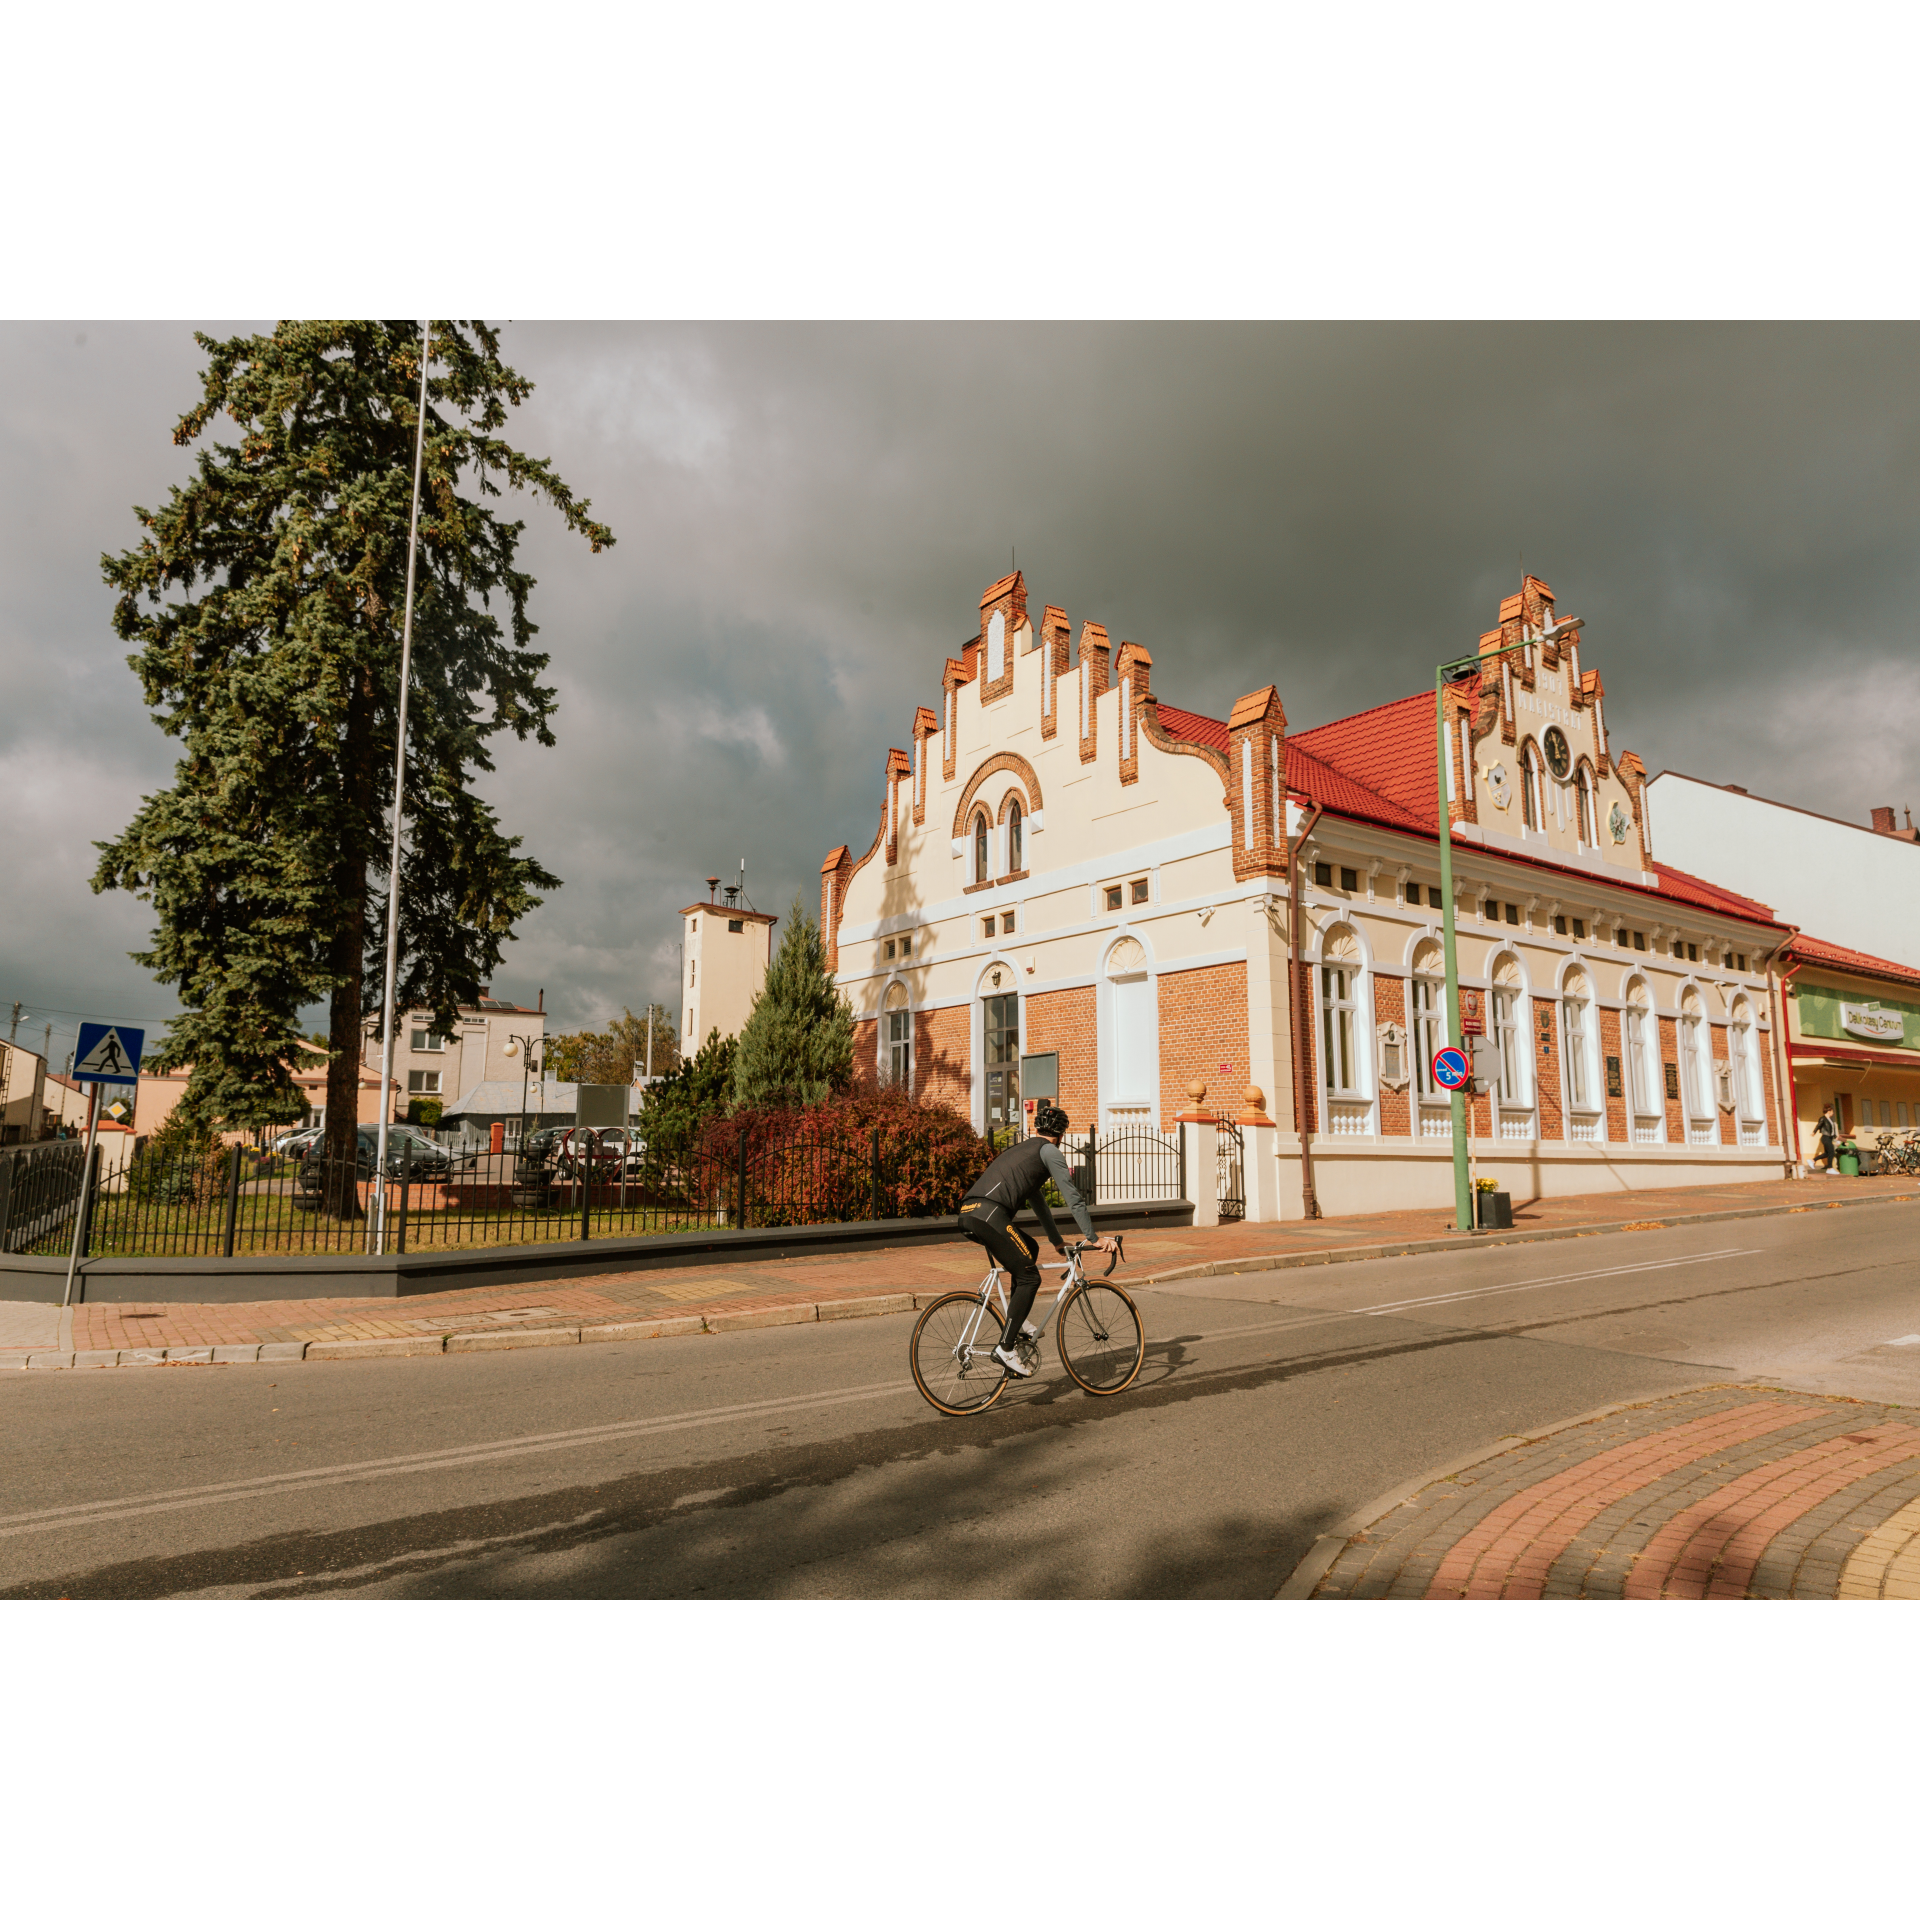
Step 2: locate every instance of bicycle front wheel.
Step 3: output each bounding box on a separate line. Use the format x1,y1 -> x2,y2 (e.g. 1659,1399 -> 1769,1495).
910,1291 -> 1009,1416
1057,1280 -> 1144,1395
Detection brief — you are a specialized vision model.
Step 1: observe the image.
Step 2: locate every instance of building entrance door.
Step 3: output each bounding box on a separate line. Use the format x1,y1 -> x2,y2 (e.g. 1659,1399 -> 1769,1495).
984,993 -> 1020,1135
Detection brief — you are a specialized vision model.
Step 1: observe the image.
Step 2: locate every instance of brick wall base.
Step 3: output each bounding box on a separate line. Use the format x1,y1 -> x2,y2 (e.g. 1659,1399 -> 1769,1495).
1156,963 -> 1249,1124
1024,986 -> 1097,1128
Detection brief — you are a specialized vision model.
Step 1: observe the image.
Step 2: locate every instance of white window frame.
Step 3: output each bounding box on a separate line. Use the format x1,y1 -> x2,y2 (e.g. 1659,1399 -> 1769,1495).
1563,990 -> 1597,1113
1492,984 -> 1529,1109
973,811 -> 990,885
410,1029 -> 446,1053
1008,799 -> 1023,872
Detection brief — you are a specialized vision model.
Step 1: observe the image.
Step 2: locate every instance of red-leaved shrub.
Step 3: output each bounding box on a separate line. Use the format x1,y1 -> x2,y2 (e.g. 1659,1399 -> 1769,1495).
698,1086 -> 992,1226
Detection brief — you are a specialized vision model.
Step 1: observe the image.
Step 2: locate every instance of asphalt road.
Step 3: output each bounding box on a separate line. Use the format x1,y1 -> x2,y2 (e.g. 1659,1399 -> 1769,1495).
2,1201 -> 1915,1599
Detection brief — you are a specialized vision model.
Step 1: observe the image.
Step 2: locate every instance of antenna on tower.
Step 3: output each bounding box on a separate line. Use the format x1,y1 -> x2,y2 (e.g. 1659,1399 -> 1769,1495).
707,876 -> 720,903
739,857 -> 752,912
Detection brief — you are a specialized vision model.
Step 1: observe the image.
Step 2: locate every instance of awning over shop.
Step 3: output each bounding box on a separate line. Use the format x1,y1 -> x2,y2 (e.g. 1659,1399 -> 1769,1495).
1788,1043 -> 1920,1073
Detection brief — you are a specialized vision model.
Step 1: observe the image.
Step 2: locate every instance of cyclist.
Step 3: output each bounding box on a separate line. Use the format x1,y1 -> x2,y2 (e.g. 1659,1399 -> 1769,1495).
957,1103 -> 1118,1377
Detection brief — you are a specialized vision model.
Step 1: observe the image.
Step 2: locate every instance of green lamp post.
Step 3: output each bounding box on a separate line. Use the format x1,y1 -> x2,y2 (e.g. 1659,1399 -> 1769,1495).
1435,636 -> 1536,1234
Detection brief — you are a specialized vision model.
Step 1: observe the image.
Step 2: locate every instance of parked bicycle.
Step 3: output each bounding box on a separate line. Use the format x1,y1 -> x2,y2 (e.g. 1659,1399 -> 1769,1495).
909,1236 -> 1143,1415
1873,1129 -> 1920,1176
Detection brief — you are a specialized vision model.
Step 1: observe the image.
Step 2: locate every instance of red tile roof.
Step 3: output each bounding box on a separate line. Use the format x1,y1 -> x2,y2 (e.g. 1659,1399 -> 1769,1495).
1290,691 -> 1441,828
1154,703 -> 1229,751
1149,686 -> 1786,930
1647,862 -> 1778,924
1785,933 -> 1920,989
1286,740 -> 1428,829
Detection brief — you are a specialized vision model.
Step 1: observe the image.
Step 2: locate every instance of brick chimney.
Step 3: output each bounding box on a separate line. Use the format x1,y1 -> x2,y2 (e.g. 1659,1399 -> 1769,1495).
1872,805 -> 1897,835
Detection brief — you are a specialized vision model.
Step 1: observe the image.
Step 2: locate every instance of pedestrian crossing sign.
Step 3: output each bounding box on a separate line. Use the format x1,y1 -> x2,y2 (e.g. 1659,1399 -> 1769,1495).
73,1022 -> 144,1084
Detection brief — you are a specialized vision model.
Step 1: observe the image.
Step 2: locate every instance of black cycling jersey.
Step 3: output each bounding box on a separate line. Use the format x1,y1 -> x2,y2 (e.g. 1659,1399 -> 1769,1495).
960,1136 -> 1095,1246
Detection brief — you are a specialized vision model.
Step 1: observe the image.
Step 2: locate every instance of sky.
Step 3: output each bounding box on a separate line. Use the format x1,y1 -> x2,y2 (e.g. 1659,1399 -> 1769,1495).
3,320 -> 1918,1069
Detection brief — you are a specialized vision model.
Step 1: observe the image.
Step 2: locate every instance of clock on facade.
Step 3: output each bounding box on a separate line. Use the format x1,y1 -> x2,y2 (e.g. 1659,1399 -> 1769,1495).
1542,725 -> 1571,780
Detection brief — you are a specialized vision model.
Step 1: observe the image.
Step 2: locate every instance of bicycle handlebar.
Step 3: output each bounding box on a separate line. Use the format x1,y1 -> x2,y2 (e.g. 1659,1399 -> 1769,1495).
1071,1235 -> 1125,1277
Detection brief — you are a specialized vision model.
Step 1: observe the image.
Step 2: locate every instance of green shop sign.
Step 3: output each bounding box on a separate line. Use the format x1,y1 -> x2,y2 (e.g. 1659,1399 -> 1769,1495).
1797,985 -> 1920,1051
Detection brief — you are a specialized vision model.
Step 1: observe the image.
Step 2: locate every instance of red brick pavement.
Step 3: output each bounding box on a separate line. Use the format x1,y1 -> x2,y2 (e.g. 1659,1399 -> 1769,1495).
1303,1385 -> 1920,1601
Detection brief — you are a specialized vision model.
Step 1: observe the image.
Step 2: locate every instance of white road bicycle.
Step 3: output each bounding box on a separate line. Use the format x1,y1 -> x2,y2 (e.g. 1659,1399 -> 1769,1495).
910,1237 -> 1143,1416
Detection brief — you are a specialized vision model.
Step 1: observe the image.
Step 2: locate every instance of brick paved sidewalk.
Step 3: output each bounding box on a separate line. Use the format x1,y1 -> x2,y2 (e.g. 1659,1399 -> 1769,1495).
4,1170 -> 1913,1362
1290,1384 -> 1920,1599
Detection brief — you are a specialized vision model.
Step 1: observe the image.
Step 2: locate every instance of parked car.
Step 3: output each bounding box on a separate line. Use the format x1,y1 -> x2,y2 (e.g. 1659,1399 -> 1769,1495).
551,1126 -> 626,1171
268,1126 -> 323,1158
296,1126 -> 453,1203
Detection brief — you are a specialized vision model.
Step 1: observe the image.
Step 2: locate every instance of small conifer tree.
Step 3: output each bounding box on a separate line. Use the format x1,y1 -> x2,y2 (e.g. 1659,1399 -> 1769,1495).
730,898 -> 854,1110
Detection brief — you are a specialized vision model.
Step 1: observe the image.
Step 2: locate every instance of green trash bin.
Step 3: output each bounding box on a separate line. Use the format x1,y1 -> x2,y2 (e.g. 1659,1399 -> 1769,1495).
1837,1141 -> 1860,1176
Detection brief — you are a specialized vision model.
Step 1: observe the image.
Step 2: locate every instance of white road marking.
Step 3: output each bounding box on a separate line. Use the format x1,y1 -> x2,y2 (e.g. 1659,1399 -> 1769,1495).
1356,1247 -> 1754,1315
0,1377 -> 920,1542
1882,1335 -> 1920,1347
0,1245 -> 1763,1546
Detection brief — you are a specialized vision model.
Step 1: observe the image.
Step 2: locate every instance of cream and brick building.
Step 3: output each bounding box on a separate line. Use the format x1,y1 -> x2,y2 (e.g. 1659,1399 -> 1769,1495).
822,570 -> 1793,1220
680,897 -> 777,1048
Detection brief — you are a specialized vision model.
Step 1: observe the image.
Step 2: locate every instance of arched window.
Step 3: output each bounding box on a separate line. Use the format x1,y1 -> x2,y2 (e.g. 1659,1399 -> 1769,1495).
1522,742 -> 1542,830
1678,987 -> 1713,1141
973,811 -> 990,885
1730,995 -> 1765,1138
1491,954 -> 1530,1120
1105,937 -> 1152,1108
1322,959 -> 1357,1093
1007,798 -> 1023,872
1411,942 -> 1445,1099
1624,977 -> 1663,1141
883,981 -> 911,1090
1562,967 -> 1598,1126
1577,766 -> 1597,847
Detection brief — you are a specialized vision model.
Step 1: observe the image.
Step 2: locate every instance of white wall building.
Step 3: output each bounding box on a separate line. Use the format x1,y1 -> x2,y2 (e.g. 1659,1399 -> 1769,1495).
1645,774 -> 1920,971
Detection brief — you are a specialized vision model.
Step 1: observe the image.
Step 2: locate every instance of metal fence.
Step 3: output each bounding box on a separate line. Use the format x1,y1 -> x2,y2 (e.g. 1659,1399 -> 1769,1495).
2,1125 -> 1002,1261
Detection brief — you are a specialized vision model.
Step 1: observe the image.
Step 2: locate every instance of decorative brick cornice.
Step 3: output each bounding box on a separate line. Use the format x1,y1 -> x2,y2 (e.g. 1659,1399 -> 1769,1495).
977,572 -> 1026,707
910,706 -> 939,825
884,746 -> 911,865
1077,622 -> 1109,765
1226,684 -> 1288,880
1038,604 -> 1070,741
1116,641 -> 1152,786
951,750 -> 1044,842
820,844 -> 854,975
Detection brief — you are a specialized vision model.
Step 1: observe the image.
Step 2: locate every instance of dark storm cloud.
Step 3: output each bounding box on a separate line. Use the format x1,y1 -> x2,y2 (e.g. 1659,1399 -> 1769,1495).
5,322 -> 1917,1053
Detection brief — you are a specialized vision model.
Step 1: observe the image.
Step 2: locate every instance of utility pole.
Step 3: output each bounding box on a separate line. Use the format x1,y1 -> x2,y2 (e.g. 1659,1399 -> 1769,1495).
1436,631 -> 1536,1234
8,1002 -> 19,1042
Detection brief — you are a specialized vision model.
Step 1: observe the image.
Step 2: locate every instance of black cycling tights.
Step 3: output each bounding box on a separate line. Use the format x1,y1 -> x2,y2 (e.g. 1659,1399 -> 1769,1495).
958,1211 -> 1046,1348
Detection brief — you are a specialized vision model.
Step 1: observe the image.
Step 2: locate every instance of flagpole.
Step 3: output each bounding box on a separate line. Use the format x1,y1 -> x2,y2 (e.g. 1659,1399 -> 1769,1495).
372,321 -> 433,1256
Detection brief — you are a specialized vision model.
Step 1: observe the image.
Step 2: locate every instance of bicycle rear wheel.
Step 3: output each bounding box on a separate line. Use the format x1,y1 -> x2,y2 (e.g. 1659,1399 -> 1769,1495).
1056,1280 -> 1144,1395
910,1291 -> 1009,1416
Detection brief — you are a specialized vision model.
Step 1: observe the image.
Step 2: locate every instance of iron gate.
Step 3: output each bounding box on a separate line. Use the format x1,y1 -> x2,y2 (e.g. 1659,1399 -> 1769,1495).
1213,1114 -> 1245,1222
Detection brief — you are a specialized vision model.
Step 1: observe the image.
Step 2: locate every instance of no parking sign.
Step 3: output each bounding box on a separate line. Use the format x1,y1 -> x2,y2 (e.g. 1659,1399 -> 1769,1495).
1433,1046 -> 1470,1092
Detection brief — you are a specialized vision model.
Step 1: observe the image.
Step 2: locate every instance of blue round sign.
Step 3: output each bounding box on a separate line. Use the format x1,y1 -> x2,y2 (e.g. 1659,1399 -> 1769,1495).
1433,1046 -> 1470,1091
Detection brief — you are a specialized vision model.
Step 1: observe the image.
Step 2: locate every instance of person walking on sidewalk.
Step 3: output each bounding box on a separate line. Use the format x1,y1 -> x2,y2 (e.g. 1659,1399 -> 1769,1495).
956,1104 -> 1117,1377
1814,1102 -> 1839,1172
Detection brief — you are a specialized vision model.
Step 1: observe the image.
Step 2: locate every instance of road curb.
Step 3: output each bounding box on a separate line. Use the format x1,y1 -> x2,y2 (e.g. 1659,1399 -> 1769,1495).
1272,1382 -> 1796,1600
8,1292 -> 933,1372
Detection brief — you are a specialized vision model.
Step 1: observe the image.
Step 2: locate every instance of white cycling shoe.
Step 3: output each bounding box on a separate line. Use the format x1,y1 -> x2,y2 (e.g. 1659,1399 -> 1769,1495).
992,1343 -> 1034,1378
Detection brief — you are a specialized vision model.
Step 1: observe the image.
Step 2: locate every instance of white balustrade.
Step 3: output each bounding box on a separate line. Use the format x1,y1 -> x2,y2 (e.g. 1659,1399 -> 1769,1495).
1327,1100 -> 1373,1138
1498,1114 -> 1534,1143
1569,1116 -> 1601,1143
1633,1121 -> 1663,1146
1740,1121 -> 1765,1146
1419,1111 -> 1452,1140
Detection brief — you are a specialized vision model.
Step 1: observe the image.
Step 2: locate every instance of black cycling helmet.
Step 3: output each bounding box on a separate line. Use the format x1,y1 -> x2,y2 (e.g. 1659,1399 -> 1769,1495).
1032,1102 -> 1069,1139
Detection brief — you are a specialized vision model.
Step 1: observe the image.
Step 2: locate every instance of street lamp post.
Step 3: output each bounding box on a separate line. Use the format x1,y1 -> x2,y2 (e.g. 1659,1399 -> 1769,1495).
1436,635 -> 1536,1235
508,1035 -> 547,1148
